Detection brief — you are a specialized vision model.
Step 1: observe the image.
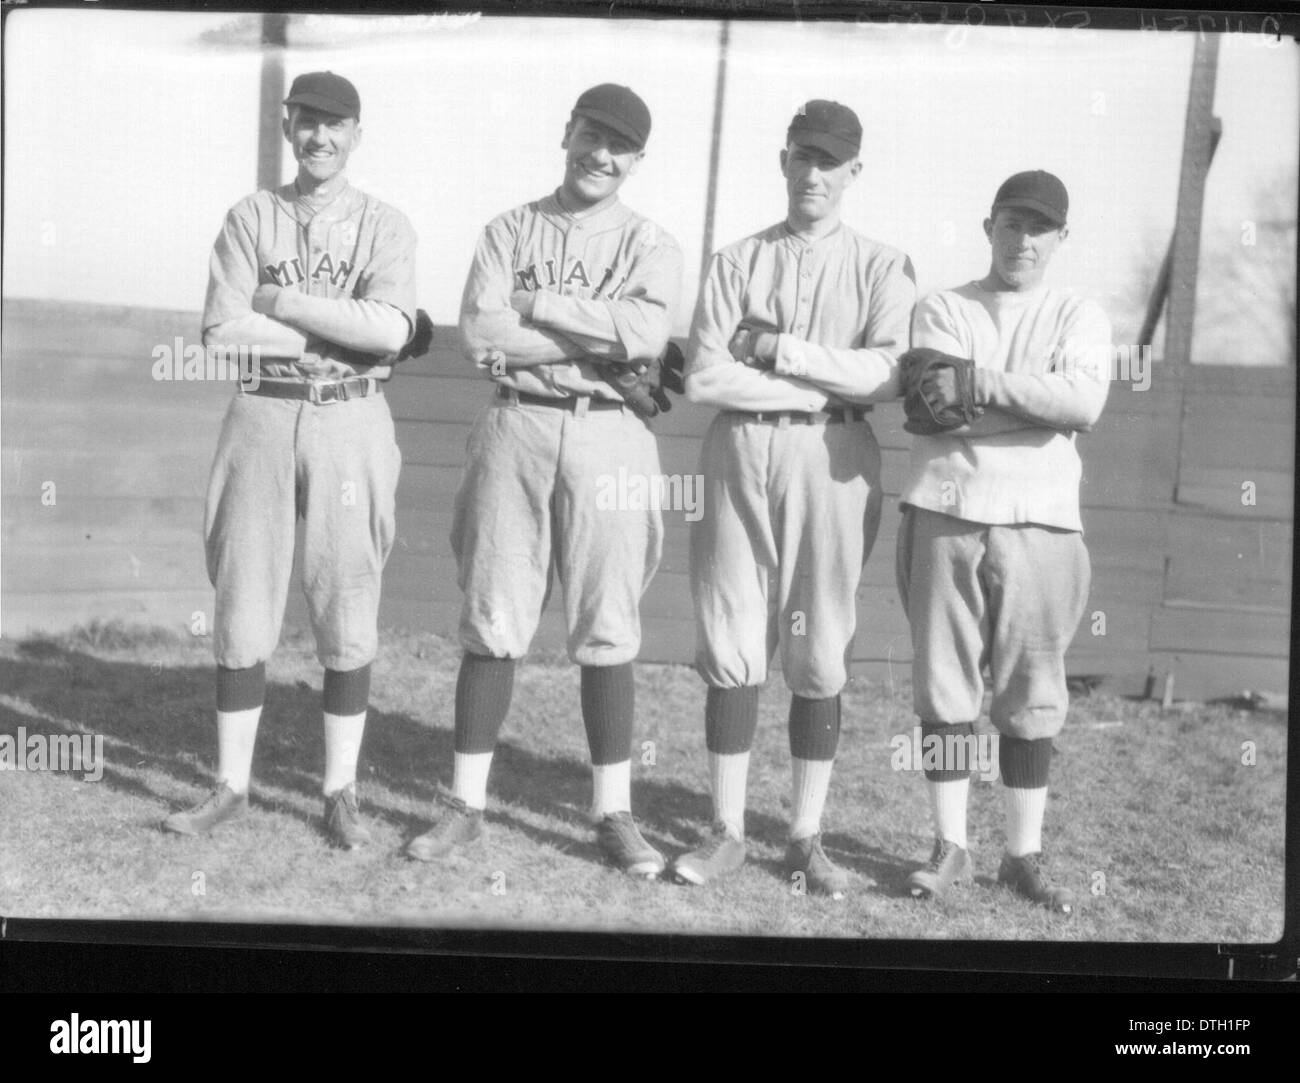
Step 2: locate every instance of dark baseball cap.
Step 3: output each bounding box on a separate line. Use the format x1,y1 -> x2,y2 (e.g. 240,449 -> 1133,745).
572,84 -> 651,149
284,71 -> 360,119
787,100 -> 862,162
992,170 -> 1069,226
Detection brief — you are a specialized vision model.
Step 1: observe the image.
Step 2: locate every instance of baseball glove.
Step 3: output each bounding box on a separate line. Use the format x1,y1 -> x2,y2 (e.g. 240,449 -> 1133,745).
393,309 -> 435,365
900,347 -> 984,435
728,323 -> 779,370
599,341 -> 686,419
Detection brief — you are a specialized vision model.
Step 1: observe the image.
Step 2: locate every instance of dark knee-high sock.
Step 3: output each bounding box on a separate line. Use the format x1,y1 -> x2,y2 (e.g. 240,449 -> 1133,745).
1000,736 -> 1052,857
322,664 -> 371,795
451,651 -> 516,808
215,662 -> 266,794
582,663 -> 636,817
788,694 -> 840,839
705,685 -> 760,836
922,721 -> 975,847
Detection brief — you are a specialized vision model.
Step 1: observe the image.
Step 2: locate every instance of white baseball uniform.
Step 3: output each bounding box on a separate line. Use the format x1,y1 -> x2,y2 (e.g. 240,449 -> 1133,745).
686,221 -> 916,698
455,192 -> 683,664
896,281 -> 1112,738
202,180 -> 417,670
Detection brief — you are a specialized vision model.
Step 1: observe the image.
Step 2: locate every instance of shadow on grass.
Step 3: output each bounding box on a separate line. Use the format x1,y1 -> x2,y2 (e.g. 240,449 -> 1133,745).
0,642 -> 791,861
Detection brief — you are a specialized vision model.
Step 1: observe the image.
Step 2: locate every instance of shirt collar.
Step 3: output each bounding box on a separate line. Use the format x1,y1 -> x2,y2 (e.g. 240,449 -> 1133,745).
540,190 -> 630,232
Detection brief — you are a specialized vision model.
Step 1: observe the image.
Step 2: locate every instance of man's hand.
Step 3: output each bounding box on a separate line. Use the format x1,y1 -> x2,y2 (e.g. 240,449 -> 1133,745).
509,290 -> 536,321
597,341 -> 686,419
900,347 -> 985,435
251,284 -> 283,317
922,364 -> 961,408
728,323 -> 780,369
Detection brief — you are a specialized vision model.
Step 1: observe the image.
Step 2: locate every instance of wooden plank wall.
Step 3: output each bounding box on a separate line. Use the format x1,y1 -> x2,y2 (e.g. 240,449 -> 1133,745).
2,299 -> 1292,699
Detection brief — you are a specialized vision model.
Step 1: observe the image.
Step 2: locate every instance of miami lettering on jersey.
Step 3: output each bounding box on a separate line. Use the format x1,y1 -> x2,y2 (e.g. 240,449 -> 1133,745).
514,258 -> 629,299
264,252 -> 355,289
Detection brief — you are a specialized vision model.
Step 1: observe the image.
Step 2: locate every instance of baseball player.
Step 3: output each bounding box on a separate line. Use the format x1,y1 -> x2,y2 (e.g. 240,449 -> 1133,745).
671,101 -> 916,895
404,85 -> 684,877
896,170 -> 1111,913
162,71 -> 418,849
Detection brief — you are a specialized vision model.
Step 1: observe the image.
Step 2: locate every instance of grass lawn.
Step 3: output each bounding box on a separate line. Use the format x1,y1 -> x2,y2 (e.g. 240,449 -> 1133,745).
0,622 -> 1287,944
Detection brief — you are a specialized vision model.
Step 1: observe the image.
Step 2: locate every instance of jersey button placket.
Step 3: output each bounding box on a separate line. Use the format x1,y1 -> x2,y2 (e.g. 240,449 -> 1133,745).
794,250 -> 813,336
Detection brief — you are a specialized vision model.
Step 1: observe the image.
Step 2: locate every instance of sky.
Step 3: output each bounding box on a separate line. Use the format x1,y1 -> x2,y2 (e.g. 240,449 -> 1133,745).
4,10 -> 1296,361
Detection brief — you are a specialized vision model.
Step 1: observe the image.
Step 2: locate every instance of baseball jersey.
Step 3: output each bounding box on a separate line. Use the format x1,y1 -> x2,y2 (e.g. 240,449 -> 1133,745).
203,181 -> 418,382
685,222 -> 915,412
459,193 -> 683,399
899,283 -> 1112,531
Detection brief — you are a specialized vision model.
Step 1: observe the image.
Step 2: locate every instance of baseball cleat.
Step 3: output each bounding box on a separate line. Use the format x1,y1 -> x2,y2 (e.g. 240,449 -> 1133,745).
323,783 -> 371,851
785,834 -> 850,898
161,782 -> 249,837
405,796 -> 484,862
596,812 -> 666,879
671,822 -> 746,886
908,837 -> 972,900
997,852 -> 1076,915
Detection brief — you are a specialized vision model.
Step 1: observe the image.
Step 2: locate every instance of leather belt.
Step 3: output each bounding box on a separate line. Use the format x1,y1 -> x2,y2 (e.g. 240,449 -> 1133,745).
730,406 -> 870,425
496,386 -> 625,411
242,377 -> 380,404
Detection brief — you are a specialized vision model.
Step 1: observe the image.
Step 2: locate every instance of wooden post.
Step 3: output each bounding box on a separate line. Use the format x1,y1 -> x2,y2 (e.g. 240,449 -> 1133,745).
1138,120 -> 1221,349
700,20 -> 730,279
256,14 -> 289,191
1164,33 -> 1221,365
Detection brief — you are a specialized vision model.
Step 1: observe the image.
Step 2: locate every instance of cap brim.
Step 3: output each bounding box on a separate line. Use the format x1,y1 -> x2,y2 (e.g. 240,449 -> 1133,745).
283,92 -> 357,118
788,131 -> 859,164
572,107 -> 646,148
992,198 -> 1066,226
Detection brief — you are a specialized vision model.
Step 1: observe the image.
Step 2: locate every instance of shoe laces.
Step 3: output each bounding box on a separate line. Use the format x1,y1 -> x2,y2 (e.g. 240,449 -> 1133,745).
195,785 -> 231,812
698,823 -> 738,858
436,795 -> 476,827
1019,852 -> 1048,887
927,838 -> 952,869
603,811 -> 644,843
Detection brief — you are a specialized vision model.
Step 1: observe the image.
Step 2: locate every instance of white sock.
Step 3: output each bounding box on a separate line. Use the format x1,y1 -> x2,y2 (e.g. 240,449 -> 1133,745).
591,760 -> 631,819
216,707 -> 261,794
709,751 -> 749,839
789,757 -> 834,841
1004,786 -> 1048,857
453,751 -> 493,810
322,711 -> 366,796
928,778 -> 970,849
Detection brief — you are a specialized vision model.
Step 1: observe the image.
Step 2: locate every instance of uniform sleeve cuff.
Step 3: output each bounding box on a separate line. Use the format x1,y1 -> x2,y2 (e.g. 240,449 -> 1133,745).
773,333 -> 808,378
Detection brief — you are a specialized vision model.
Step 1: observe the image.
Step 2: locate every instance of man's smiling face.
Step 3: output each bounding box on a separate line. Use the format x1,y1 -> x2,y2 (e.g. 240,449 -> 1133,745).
284,104 -> 362,185
560,116 -> 644,209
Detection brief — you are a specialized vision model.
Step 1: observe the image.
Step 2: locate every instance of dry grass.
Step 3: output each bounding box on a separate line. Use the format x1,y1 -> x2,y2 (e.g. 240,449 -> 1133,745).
0,622 -> 1287,945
